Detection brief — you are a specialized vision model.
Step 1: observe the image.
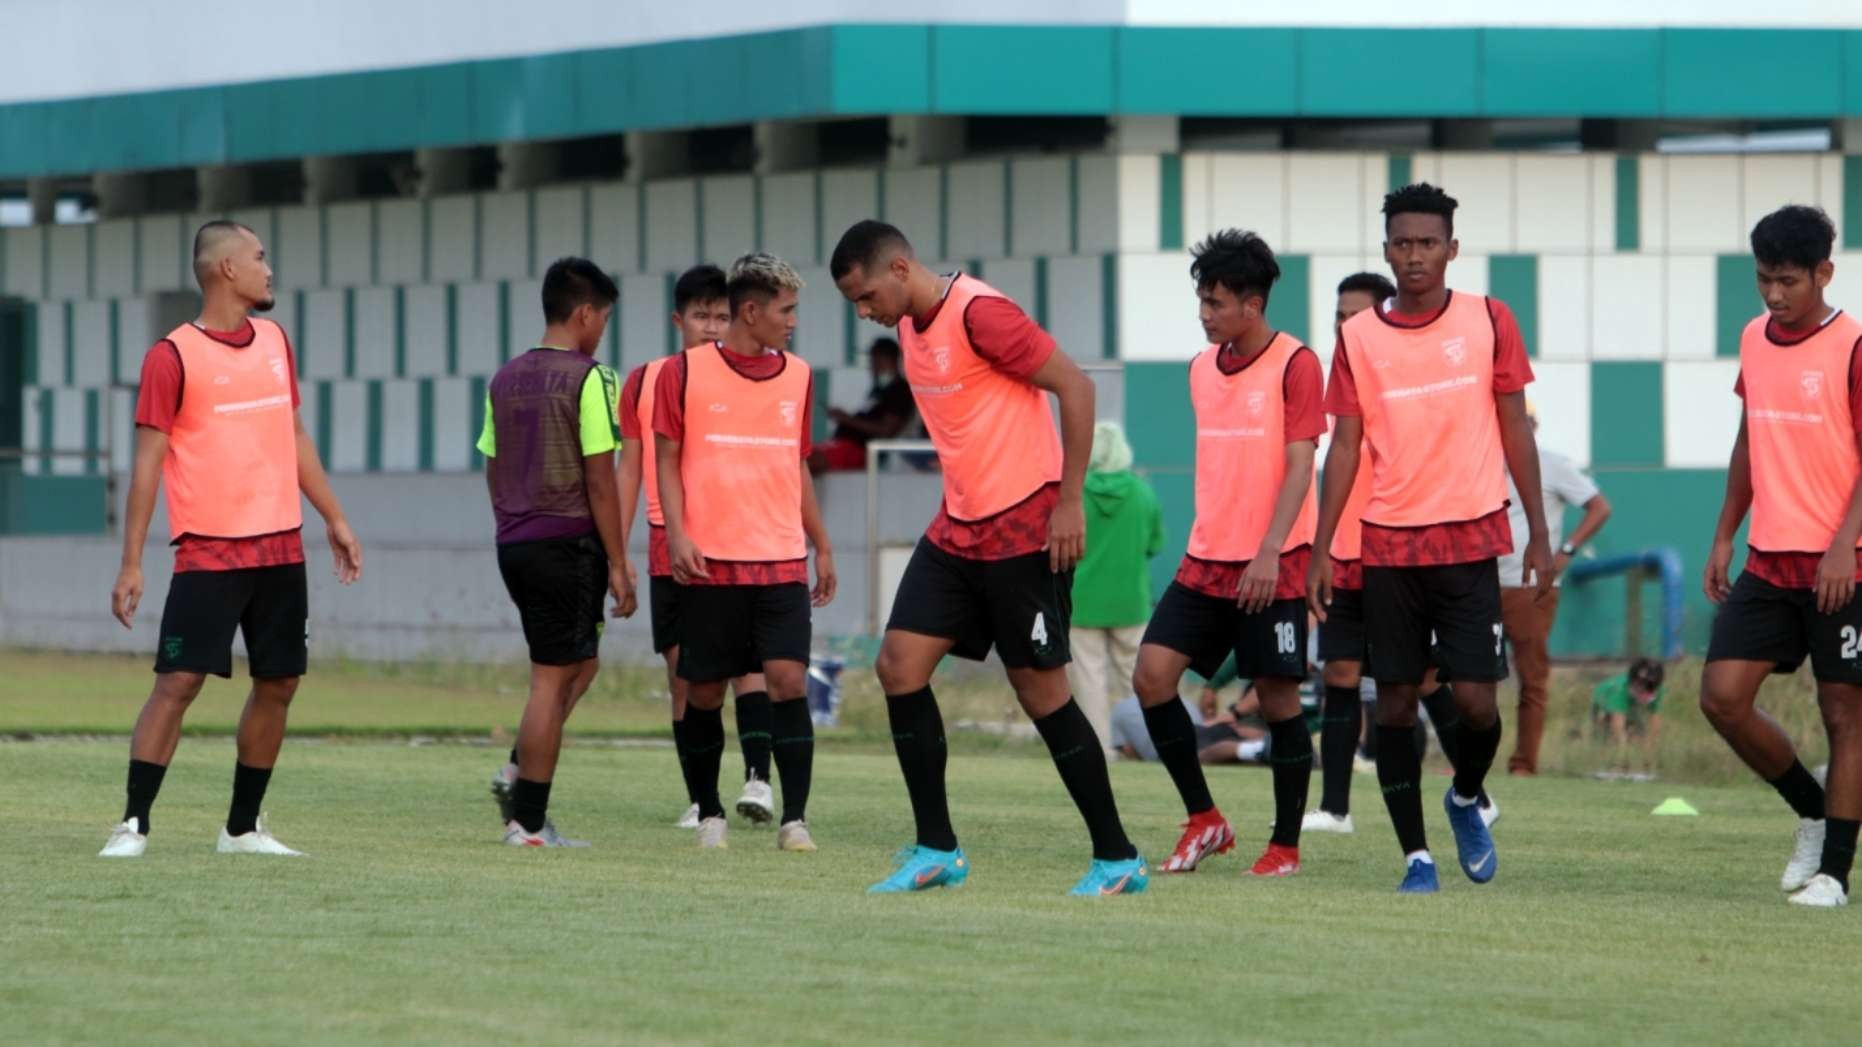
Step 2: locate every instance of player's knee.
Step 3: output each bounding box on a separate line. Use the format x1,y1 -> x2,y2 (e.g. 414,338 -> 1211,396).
1697,686 -> 1746,728
153,672 -> 207,706
255,676 -> 301,706
1321,661 -> 1360,689
764,666 -> 806,701
1817,689 -> 1862,739
687,682 -> 727,711
874,647 -> 922,694
1373,694 -> 1418,727
1130,661 -> 1176,703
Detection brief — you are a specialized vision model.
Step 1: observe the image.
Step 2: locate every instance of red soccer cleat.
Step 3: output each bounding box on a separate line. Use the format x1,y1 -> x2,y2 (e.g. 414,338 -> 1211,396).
1249,843 -> 1301,877
1160,809 -> 1236,873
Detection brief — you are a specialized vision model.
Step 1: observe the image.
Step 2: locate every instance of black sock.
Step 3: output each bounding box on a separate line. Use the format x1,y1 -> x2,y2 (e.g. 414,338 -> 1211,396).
1141,699 -> 1215,815
1036,699 -> 1137,862
1319,685 -> 1361,816
886,688 -> 957,852
224,762 -> 273,837
1768,761 -> 1826,820
1453,714 -> 1502,803
1360,702 -> 1379,759
1421,684 -> 1461,769
512,777 -> 552,833
671,718 -> 696,805
123,759 -> 167,835
1268,714 -> 1315,848
735,691 -> 773,784
1821,818 -> 1860,891
771,699 -> 814,824
681,705 -> 727,819
1377,723 -> 1428,855
507,747 -> 518,766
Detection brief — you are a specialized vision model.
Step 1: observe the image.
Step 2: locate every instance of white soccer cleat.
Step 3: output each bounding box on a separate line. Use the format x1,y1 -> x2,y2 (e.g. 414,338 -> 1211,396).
696,815 -> 729,849
503,820 -> 588,848
216,815 -> 305,856
777,820 -> 818,852
98,819 -> 147,858
1782,818 -> 1826,892
1480,795 -> 1501,829
736,776 -> 774,824
1788,873 -> 1848,908
676,802 -> 701,829
1300,810 -> 1355,834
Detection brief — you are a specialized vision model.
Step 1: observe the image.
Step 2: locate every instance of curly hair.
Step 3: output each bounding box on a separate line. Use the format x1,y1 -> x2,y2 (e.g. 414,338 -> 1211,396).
1382,182 -> 1458,237
1750,205 -> 1835,270
1189,229 -> 1280,304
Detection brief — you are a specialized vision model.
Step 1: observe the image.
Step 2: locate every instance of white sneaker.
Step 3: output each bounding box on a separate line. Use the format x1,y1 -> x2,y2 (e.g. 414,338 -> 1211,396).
1788,873 -> 1848,908
216,815 -> 304,856
697,816 -> 729,849
777,819 -> 817,852
503,820 -> 588,848
99,819 -> 146,858
676,803 -> 701,830
736,776 -> 774,825
1300,810 -> 1355,834
1783,818 -> 1826,892
1480,795 -> 1501,829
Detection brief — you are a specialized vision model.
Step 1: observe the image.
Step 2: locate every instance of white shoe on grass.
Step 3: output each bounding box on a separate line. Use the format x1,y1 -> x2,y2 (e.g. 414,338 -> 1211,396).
1300,810 -> 1354,834
99,819 -> 146,858
736,776 -> 774,824
1480,794 -> 1501,829
217,815 -> 304,856
697,816 -> 729,849
777,820 -> 817,852
1783,818 -> 1826,892
676,803 -> 701,829
503,820 -> 588,848
1788,873 -> 1847,908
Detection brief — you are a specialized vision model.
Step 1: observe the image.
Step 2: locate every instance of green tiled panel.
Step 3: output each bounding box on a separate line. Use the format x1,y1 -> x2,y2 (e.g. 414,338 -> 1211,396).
0,473 -> 107,535
1300,30 -> 1481,117
365,380 -> 384,472
1123,362 -> 1194,470
1144,470 -> 1196,607
1158,154 -> 1182,251
1387,153 -> 1412,192
1589,362 -> 1663,467
1488,255 -> 1538,356
1116,28 -> 1298,114
930,26 -> 1116,114
1614,155 -> 1640,252
1715,254 -> 1756,359
1266,254 -> 1311,347
469,375 -> 488,472
1663,30 -> 1843,118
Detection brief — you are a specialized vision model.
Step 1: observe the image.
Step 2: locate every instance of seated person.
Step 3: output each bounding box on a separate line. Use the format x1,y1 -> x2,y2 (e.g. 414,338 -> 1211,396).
1113,663 -> 1268,766
809,337 -> 913,471
1591,657 -> 1665,753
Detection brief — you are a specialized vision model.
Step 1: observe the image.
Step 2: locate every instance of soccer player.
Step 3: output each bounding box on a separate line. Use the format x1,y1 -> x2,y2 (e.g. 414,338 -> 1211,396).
1702,204 -> 1862,908
654,252 -> 837,852
1310,184 -> 1551,893
616,264 -> 780,830
101,220 -> 363,858
1128,230 -> 1323,878
479,257 -> 635,848
831,220 -> 1148,896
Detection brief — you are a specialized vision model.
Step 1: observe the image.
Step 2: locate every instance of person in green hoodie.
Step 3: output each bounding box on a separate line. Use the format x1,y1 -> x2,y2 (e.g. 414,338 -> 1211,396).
1068,420 -> 1166,754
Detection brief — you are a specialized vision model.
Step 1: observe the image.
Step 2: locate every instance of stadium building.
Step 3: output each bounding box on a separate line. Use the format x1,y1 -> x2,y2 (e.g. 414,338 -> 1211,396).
4,0 -> 1862,659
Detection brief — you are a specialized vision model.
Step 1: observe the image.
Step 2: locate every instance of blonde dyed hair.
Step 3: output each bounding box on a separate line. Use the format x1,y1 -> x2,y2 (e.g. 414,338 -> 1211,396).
728,252 -> 805,315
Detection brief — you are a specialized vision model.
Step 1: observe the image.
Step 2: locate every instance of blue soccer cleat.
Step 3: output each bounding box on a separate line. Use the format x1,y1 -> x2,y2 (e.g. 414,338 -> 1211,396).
1398,855 -> 1439,894
1443,786 -> 1498,884
1069,855 -> 1150,897
868,845 -> 969,893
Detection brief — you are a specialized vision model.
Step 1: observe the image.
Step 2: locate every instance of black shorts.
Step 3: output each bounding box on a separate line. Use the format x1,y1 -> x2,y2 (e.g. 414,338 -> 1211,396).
155,563 -> 308,679
496,535 -> 607,666
886,540 -> 1071,670
649,574 -> 682,654
1707,571 -> 1862,684
1363,560 -> 1506,685
676,582 -> 811,683
1140,582 -> 1308,681
1317,586 -> 1367,664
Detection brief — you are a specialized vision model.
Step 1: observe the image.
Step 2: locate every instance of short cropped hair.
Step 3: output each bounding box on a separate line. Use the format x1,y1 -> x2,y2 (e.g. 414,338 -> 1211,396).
540,257 -> 619,324
673,264 -> 729,312
829,220 -> 912,281
1337,271 -> 1397,300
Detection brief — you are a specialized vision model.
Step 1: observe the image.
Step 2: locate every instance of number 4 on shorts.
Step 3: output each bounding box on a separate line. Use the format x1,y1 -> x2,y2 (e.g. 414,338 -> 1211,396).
1031,612 -> 1048,645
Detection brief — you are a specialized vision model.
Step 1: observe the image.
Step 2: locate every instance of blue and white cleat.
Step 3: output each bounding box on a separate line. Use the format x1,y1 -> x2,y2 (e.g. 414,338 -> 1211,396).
868,845 -> 969,893
1444,787 -> 1497,883
1068,855 -> 1150,897
1398,855 -> 1439,893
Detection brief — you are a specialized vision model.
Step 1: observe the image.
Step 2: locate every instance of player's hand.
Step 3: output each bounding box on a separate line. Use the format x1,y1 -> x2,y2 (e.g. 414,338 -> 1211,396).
610,560 -> 638,619
327,518 -> 363,584
1238,553 -> 1278,614
1703,538 -> 1735,604
111,564 -> 143,629
811,548 -> 838,607
669,531 -> 710,583
1047,494 -> 1086,573
1816,543 -> 1857,614
1306,557 -> 1333,623
1523,534 -> 1554,603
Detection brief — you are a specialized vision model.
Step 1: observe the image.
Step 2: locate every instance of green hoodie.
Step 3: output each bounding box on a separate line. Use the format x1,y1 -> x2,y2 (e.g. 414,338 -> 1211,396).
1073,469 -> 1165,628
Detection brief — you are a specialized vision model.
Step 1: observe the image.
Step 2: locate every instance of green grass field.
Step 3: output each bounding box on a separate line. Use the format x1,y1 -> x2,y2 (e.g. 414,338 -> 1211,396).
4,735 -> 1859,1044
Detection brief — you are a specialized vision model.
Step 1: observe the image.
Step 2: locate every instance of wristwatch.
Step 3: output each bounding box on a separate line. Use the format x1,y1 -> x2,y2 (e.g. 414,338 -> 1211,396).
1558,542 -> 1577,556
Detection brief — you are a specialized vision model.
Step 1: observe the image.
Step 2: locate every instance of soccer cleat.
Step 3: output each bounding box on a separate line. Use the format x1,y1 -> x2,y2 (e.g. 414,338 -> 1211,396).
1480,793 -> 1500,829
1443,787 -> 1496,884
1398,855 -> 1440,894
777,820 -> 818,852
868,845 -> 970,893
1783,819 -> 1826,892
98,819 -> 147,858
1300,809 -> 1355,834
696,816 -> 729,849
1788,874 -> 1848,908
736,776 -> 774,825
1249,843 -> 1301,877
1160,809 -> 1236,873
1069,855 -> 1150,897
489,765 -> 516,825
676,803 -> 701,830
216,815 -> 304,856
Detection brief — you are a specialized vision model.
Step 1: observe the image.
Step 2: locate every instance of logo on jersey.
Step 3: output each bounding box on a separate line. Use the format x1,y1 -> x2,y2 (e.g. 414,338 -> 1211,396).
1441,337 -> 1467,366
269,357 -> 288,386
1801,370 -> 1824,399
708,403 -> 728,413
213,375 -> 231,385
779,400 -> 797,426
930,345 -> 952,375
1246,391 -> 1267,416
